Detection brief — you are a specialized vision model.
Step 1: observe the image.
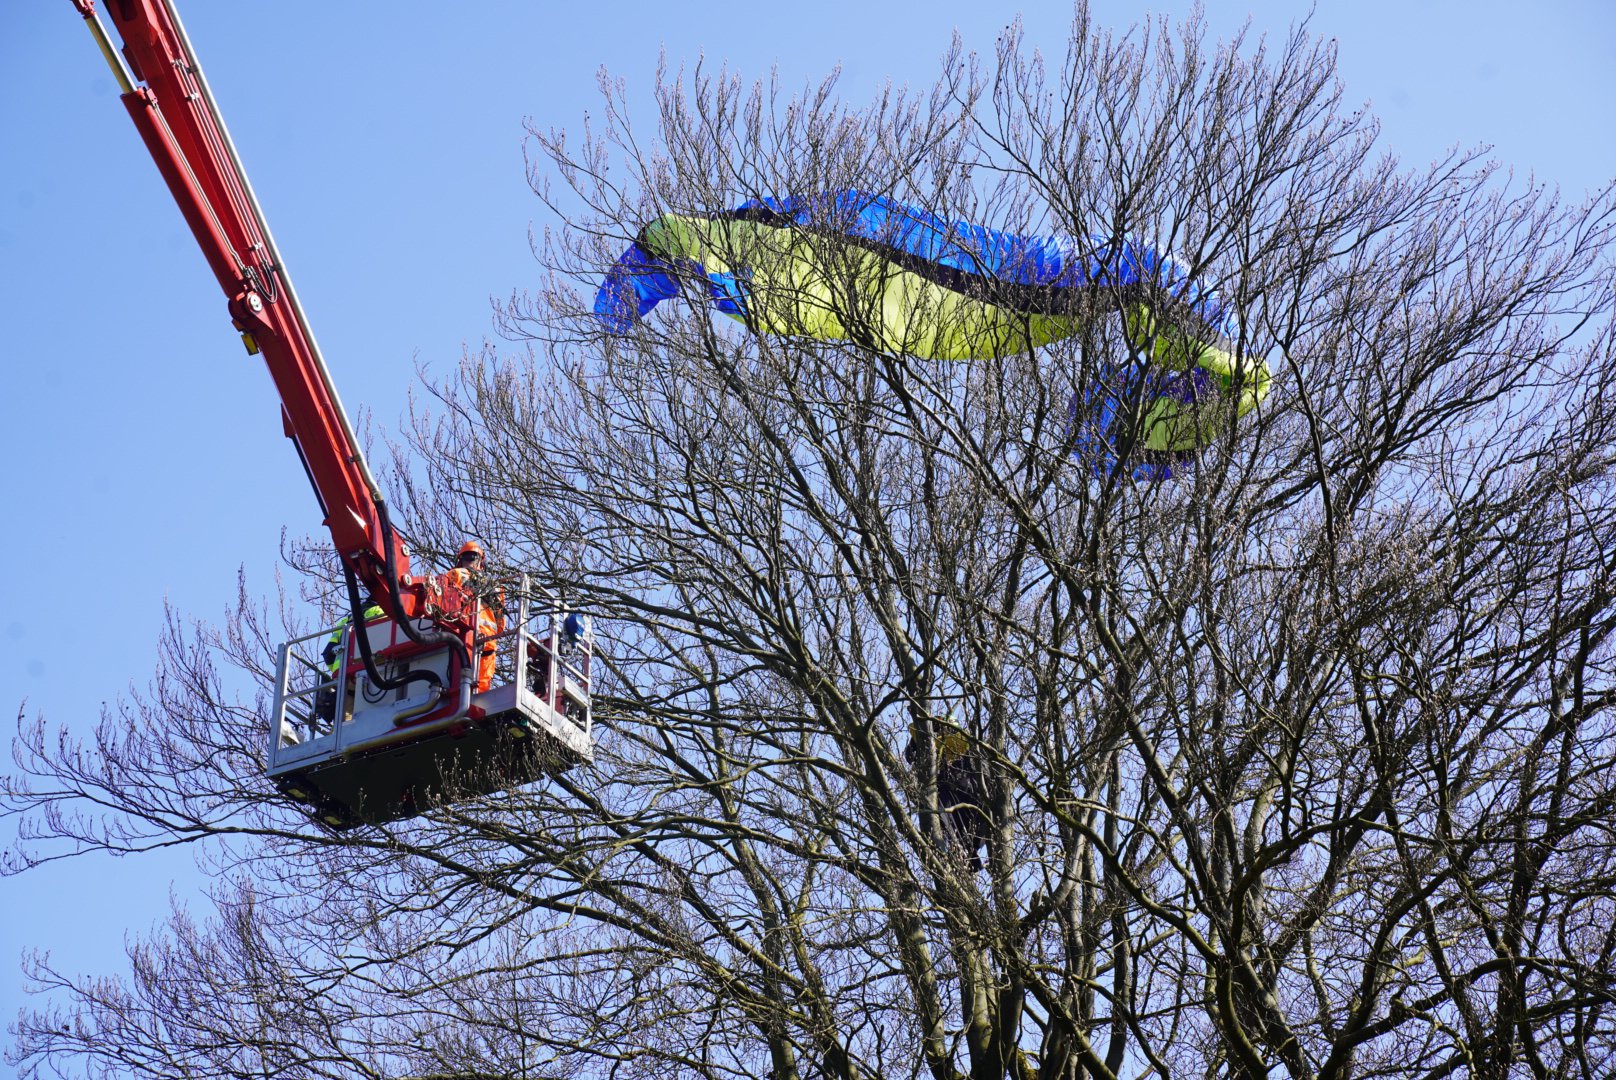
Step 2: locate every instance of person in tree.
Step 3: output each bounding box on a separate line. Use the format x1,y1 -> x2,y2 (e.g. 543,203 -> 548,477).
905,715 -> 990,872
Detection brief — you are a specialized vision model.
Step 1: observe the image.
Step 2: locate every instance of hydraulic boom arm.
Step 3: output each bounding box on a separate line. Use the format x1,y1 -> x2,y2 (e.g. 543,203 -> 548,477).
71,0 -> 428,624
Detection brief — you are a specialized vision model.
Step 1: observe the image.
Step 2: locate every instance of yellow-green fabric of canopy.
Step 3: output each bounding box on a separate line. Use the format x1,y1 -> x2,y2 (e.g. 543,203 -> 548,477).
595,192 -> 1268,462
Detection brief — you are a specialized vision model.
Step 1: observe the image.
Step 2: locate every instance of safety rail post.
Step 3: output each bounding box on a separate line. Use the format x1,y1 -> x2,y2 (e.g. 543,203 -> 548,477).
332,620 -> 352,754
514,581 -> 529,707
272,640 -> 295,757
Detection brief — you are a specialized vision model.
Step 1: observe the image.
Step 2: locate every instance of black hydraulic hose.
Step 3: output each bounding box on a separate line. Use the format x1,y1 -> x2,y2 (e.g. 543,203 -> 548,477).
376,499 -> 436,650
373,498 -> 474,671
343,562 -> 441,695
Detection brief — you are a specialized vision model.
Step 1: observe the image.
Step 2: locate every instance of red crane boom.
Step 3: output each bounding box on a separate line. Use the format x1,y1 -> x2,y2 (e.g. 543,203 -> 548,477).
73,0 -> 425,622
67,0 -> 596,829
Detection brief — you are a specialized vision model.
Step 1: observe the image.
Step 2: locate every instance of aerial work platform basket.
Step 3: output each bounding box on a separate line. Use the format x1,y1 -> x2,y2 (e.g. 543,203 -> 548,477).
267,577 -> 592,828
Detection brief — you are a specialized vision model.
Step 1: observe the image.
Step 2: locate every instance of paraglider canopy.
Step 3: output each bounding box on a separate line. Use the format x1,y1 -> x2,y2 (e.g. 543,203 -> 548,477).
595,191 -> 1269,477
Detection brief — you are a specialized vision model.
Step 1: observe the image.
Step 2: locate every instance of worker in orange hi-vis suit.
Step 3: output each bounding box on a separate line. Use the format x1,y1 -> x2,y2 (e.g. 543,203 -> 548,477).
440,540 -> 505,693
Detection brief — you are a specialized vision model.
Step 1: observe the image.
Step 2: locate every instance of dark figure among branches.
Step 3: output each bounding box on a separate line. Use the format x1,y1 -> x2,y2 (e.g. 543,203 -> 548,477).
8,6 -> 1616,1079
907,716 -> 992,874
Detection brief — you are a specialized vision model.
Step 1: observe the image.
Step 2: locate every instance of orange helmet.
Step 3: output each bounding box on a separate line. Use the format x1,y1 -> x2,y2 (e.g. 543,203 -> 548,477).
457,540 -> 484,563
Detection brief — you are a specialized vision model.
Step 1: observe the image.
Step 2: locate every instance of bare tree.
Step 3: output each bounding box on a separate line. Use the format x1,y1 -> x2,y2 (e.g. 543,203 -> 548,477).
8,8 -> 1616,1079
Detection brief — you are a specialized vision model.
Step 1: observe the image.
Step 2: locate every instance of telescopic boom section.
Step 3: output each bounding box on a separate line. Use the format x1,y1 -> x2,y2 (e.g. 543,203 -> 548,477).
73,0 -> 423,620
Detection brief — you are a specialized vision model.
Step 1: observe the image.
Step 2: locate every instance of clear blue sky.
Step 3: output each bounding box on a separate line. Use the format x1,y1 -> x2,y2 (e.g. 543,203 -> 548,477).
2,0 -> 1611,1044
